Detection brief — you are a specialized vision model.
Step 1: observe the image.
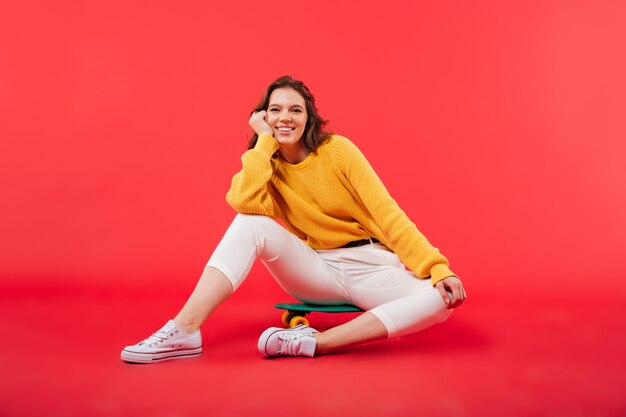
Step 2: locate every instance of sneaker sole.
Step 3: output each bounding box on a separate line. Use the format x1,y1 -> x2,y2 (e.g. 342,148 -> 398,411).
121,347 -> 203,364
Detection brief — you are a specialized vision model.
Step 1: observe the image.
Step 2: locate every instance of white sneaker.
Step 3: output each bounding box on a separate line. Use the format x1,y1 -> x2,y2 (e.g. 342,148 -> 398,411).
121,320 -> 202,363
258,324 -> 319,358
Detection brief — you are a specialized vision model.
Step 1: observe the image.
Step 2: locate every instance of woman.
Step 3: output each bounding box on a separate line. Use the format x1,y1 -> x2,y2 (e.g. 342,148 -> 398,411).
121,75 -> 466,362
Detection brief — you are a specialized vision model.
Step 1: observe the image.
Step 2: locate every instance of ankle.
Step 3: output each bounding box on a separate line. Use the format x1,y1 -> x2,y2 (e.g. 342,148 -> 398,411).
172,318 -> 200,335
313,333 -> 327,355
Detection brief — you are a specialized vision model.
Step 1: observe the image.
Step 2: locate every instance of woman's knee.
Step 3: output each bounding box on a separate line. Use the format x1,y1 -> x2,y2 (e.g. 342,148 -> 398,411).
231,213 -> 279,235
369,289 -> 453,338
226,213 -> 278,238
426,287 -> 454,323
233,212 -> 274,225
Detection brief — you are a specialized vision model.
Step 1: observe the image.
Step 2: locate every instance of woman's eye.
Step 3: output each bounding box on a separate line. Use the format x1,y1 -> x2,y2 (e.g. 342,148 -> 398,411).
292,109 -> 302,113
269,108 -> 279,112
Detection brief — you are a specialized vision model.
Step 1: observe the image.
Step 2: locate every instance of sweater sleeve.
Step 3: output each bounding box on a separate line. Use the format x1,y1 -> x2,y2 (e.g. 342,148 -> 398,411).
334,137 -> 455,285
225,134 -> 283,218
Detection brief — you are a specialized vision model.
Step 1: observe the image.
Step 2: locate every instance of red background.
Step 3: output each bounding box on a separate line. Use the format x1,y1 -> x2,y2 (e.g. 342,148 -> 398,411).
1,1 -> 625,416
2,0 -> 625,292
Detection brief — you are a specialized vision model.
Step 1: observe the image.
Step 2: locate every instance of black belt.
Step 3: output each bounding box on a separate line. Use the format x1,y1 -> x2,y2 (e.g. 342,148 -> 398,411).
339,237 -> 380,248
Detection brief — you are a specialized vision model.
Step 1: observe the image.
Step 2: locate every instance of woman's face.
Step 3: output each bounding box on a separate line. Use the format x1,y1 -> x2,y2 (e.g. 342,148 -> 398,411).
266,88 -> 308,145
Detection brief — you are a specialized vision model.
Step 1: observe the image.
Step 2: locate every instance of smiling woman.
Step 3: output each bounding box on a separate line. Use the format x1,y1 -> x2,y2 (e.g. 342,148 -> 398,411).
249,88 -> 309,164
120,75 -> 466,363
247,76 -> 332,157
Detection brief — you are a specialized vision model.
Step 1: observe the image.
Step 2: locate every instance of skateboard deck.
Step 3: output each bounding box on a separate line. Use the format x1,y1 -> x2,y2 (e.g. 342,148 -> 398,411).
275,303 -> 363,328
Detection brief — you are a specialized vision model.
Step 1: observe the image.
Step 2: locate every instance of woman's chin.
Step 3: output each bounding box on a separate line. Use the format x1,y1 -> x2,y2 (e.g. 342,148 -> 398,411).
276,136 -> 303,145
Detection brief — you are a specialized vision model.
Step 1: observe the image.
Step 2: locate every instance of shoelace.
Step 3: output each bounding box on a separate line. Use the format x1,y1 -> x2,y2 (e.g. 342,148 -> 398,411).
277,329 -> 313,355
140,330 -> 170,346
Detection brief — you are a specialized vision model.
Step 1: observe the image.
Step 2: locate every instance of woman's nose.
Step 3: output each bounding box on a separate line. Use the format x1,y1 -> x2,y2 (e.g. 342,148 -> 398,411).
279,111 -> 291,122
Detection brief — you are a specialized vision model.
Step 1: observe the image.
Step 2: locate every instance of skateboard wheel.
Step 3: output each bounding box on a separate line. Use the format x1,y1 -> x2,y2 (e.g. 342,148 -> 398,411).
281,311 -> 293,327
289,316 -> 309,328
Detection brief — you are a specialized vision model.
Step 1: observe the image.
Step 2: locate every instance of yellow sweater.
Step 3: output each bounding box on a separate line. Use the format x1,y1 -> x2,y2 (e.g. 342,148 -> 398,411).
226,134 -> 455,285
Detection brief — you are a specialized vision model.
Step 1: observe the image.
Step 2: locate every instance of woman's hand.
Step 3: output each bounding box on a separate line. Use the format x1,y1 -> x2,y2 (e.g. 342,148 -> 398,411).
249,110 -> 273,137
435,276 -> 467,308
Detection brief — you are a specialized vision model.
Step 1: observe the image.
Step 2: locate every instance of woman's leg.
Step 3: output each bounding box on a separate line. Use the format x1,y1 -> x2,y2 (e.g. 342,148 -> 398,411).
313,312 -> 388,354
311,244 -> 453,354
173,266 -> 233,334
312,293 -> 451,354
175,213 -> 347,332
123,213 -> 345,363
154,214 -> 451,358
259,243 -> 454,357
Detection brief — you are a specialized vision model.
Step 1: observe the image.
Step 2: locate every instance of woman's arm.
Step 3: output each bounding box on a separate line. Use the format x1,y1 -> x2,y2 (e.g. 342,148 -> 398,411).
226,112 -> 282,217
333,137 -> 455,286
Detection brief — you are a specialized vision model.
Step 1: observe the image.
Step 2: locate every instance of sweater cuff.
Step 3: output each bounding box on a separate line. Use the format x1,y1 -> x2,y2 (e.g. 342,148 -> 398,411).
429,263 -> 456,286
255,134 -> 280,157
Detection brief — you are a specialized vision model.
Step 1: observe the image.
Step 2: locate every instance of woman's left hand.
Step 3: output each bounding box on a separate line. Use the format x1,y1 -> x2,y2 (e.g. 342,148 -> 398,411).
435,276 -> 467,308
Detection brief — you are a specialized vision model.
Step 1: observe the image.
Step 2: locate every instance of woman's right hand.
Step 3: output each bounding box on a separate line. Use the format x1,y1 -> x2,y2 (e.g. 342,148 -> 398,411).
249,110 -> 273,137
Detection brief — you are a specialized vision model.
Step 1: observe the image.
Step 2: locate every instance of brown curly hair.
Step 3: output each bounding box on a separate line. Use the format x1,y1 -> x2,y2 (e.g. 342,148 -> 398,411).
247,75 -> 332,152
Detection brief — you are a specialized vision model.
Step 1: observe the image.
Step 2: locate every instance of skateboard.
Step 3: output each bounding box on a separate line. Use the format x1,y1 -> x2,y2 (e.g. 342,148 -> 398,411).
275,303 -> 364,328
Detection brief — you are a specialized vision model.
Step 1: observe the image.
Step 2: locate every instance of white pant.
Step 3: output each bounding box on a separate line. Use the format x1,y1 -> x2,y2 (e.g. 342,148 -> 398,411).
206,214 -> 452,338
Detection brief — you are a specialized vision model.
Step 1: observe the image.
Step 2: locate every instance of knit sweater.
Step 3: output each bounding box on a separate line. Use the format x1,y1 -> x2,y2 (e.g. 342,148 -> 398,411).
226,134 -> 455,285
